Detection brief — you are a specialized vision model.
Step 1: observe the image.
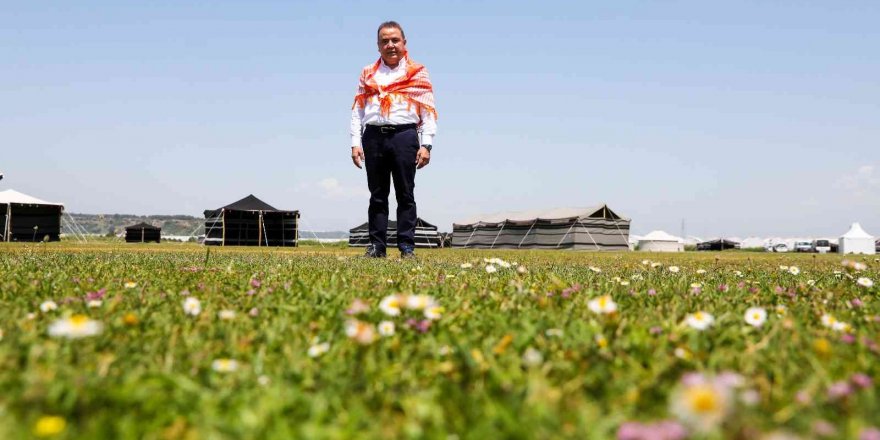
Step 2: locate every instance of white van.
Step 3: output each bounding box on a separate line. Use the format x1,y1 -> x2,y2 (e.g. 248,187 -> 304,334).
811,239 -> 831,254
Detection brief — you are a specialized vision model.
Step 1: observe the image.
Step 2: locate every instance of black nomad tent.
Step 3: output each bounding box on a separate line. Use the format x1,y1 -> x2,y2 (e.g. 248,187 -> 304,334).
348,218 -> 442,248
696,238 -> 740,251
203,195 -> 299,247
0,189 -> 64,242
451,205 -> 630,250
125,222 -> 161,243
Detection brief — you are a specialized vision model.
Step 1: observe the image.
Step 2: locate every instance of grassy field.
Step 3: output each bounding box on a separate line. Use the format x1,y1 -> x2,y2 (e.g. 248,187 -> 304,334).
0,242 -> 877,439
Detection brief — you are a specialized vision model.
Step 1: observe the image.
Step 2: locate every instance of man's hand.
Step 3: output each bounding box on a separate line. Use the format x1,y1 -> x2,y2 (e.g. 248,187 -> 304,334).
351,146 -> 365,169
415,147 -> 430,169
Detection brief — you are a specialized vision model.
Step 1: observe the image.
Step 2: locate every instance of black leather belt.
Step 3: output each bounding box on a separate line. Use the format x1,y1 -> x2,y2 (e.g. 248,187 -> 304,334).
366,123 -> 418,134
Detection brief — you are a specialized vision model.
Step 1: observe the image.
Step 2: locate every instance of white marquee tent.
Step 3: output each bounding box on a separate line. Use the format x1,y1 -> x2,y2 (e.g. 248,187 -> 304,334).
839,223 -> 875,255
638,230 -> 684,252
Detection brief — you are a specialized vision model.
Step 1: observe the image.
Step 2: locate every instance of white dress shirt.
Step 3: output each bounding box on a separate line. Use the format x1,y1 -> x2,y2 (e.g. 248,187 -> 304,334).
350,57 -> 437,148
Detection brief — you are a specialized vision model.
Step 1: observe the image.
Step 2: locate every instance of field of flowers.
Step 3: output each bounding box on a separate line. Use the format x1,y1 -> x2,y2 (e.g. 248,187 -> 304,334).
0,242 -> 877,439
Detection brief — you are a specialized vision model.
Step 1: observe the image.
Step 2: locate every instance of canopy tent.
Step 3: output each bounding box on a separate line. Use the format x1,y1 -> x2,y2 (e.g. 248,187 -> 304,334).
839,223 -> 875,255
125,222 -> 161,243
451,205 -> 630,250
203,195 -> 299,247
696,238 -> 740,251
0,189 -> 64,242
349,218 -> 441,248
638,230 -> 684,252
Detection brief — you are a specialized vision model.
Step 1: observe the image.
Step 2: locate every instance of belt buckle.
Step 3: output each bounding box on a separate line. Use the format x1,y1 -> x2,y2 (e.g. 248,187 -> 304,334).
379,126 -> 395,134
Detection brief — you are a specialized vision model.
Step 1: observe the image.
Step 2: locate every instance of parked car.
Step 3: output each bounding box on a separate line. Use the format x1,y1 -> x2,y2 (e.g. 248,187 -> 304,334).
773,243 -> 789,253
811,239 -> 831,254
794,241 -> 812,252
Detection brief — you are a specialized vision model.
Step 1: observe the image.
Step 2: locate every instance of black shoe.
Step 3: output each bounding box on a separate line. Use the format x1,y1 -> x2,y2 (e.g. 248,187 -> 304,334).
400,247 -> 416,259
364,245 -> 386,258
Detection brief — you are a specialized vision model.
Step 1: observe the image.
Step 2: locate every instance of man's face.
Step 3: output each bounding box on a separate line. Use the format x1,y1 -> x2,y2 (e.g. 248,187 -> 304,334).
377,27 -> 406,66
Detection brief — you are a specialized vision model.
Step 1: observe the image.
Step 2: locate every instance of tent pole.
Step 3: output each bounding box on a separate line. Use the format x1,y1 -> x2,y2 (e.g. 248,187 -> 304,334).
556,218 -> 580,249
221,209 -> 226,246
141,227 -> 145,243
295,213 -> 300,247
4,203 -> 10,242
610,218 -> 629,250
518,219 -> 537,248
463,224 -> 479,248
577,219 -> 601,251
490,221 -> 506,249
258,211 -> 263,247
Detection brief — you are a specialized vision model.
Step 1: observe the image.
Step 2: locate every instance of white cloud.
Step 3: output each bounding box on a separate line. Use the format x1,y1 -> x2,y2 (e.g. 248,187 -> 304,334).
835,165 -> 880,195
296,178 -> 369,200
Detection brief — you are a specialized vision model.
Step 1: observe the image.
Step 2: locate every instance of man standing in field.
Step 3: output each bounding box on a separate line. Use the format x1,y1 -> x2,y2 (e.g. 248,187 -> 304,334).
350,21 -> 437,259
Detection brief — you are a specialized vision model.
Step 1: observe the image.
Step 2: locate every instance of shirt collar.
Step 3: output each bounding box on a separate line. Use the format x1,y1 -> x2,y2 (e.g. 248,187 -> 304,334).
379,56 -> 407,72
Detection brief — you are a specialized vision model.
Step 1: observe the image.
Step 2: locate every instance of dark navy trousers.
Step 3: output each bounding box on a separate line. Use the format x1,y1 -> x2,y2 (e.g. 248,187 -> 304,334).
362,124 -> 419,252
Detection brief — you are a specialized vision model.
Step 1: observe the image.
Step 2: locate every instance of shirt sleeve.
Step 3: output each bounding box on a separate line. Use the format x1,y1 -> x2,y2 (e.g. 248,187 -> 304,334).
418,107 -> 436,146
350,104 -> 365,147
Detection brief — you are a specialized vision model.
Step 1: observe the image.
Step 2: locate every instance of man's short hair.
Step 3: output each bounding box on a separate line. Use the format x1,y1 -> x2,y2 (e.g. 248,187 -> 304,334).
377,21 -> 405,41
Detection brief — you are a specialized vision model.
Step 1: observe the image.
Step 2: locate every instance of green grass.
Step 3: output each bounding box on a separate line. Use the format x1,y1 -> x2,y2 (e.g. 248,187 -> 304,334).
0,242 -> 877,439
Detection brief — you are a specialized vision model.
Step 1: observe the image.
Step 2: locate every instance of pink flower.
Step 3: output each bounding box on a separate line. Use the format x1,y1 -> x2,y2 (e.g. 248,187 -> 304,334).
649,326 -> 663,335
841,334 -> 856,344
648,289 -> 657,296
851,298 -> 864,308
827,381 -> 853,400
717,284 -> 729,293
249,307 -> 259,317
250,279 -> 262,288
85,288 -> 106,301
851,373 -> 873,389
812,420 -> 837,438
860,427 -> 880,440
617,420 -> 687,440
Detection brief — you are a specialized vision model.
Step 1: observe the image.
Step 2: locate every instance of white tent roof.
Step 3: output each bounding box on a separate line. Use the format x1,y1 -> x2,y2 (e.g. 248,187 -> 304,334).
454,204 -> 628,225
841,223 -> 873,239
0,189 -> 64,207
641,230 -> 681,242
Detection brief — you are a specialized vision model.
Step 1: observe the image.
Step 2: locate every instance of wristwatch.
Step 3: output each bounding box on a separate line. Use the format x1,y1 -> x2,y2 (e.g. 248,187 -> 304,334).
421,144 -> 432,152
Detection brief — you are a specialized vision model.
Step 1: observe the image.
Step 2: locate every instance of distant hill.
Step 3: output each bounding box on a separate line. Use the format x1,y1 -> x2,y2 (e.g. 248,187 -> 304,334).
65,213 -> 348,239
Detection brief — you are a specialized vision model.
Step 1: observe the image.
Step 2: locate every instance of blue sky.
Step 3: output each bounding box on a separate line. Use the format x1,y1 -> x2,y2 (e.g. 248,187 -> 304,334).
2,1 -> 878,237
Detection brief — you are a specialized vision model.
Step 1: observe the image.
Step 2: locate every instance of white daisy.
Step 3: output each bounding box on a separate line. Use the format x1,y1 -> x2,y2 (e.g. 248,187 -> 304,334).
211,358 -> 239,373
378,295 -> 402,316
378,320 -> 395,337
183,297 -> 201,316
124,281 -> 138,289
685,311 -> 714,331
696,269 -> 707,275
485,265 -> 497,274
307,342 -> 330,358
670,380 -> 732,433
788,266 -> 800,275
857,277 -> 874,288
589,266 -> 602,273
86,300 -> 102,308
405,295 -> 434,310
521,347 -> 544,367
587,295 -> 618,314
217,310 -> 236,320
743,307 -> 767,328
48,315 -> 103,339
345,320 -> 377,345
460,263 -> 473,269
668,266 -> 680,273
39,300 -> 58,313
424,305 -> 444,320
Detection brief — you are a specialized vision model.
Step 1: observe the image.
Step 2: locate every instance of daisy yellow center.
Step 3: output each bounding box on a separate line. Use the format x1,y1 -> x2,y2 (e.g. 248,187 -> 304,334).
686,386 -> 719,414
599,297 -> 608,308
751,313 -> 761,320
694,312 -> 704,321
70,315 -> 89,327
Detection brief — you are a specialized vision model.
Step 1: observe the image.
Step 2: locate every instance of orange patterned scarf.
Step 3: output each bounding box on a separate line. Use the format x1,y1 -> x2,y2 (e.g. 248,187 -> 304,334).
353,54 -> 437,123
